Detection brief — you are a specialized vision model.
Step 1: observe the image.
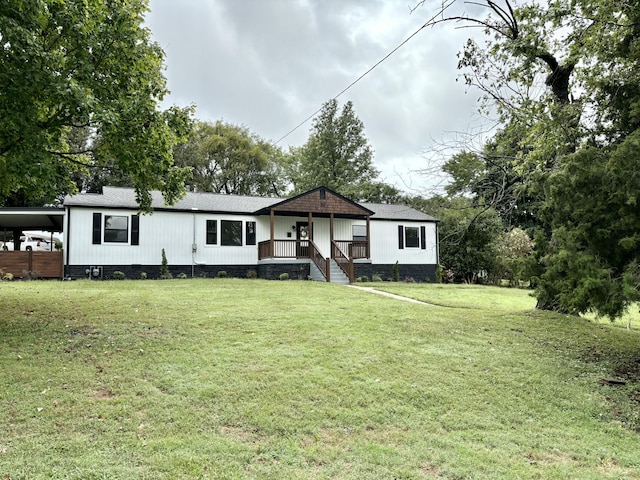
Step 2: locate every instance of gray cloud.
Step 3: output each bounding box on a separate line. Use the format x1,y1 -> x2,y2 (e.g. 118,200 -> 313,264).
147,0 -> 484,193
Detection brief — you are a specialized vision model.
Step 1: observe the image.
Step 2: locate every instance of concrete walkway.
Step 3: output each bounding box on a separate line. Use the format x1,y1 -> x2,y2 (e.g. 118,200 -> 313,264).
346,285 -> 434,306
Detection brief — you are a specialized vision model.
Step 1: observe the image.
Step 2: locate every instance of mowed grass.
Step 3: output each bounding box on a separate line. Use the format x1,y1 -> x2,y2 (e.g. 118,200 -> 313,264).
1,280 -> 639,479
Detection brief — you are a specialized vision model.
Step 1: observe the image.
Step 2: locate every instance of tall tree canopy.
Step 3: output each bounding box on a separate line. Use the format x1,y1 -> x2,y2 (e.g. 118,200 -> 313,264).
173,121 -> 286,196
427,0 -> 640,318
289,99 -> 400,202
0,0 -> 193,211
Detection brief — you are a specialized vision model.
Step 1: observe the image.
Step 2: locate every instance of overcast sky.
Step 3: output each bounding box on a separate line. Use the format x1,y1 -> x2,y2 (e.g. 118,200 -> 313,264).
145,0 -> 489,194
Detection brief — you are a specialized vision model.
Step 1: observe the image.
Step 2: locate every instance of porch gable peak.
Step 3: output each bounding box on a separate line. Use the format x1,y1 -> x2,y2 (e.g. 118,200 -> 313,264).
256,186 -> 373,217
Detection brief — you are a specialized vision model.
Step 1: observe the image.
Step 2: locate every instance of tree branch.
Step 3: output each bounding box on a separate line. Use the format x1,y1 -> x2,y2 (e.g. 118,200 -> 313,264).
46,150 -> 108,170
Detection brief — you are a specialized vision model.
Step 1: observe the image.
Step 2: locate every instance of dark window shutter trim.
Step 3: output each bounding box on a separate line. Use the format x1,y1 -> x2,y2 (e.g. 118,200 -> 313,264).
420,226 -> 426,250
398,225 -> 404,250
92,213 -> 101,245
131,215 -> 140,245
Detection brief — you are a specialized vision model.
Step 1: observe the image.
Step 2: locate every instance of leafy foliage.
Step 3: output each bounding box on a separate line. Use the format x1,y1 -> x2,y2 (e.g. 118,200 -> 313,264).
159,248 -> 171,279
173,121 -> 286,196
492,227 -> 533,286
443,122 -> 542,231
427,0 -> 640,316
417,196 -> 503,284
0,0 -> 193,210
535,133 -> 640,318
288,99 -> 400,202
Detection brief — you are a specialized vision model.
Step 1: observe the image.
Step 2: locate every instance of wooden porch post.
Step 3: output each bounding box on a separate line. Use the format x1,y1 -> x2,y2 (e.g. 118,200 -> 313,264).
270,209 -> 275,257
308,212 -> 313,240
325,258 -> 330,283
330,213 -> 334,245
365,215 -> 371,258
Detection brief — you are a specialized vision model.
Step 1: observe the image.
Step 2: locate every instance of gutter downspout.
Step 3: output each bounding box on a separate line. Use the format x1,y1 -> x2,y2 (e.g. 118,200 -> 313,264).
435,221 -> 440,266
65,206 -> 71,278
191,209 -> 207,278
192,210 -> 197,278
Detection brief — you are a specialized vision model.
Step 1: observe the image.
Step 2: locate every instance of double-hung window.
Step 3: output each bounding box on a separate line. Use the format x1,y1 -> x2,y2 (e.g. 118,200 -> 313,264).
398,225 -> 427,250
93,213 -> 138,245
352,225 -> 367,242
206,220 -> 217,245
104,215 -> 128,243
405,226 -> 419,248
221,220 -> 242,246
245,221 -> 256,245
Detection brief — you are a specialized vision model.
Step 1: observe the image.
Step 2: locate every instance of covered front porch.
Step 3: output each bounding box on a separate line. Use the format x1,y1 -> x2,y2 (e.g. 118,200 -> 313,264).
255,187 -> 373,283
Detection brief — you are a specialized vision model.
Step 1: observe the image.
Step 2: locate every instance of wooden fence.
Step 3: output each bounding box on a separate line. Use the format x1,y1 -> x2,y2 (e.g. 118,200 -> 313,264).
0,251 -> 64,279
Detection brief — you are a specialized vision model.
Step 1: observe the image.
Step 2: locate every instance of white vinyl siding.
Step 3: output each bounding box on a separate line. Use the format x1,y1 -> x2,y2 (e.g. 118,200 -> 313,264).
65,208 -> 437,268
67,209 -> 262,266
369,220 -> 437,264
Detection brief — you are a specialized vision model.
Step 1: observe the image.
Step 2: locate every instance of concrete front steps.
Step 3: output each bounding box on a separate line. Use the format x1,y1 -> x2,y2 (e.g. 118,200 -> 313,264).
309,259 -> 350,284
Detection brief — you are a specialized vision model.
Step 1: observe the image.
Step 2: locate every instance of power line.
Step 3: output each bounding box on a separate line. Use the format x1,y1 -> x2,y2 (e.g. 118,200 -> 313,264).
273,1 -> 455,146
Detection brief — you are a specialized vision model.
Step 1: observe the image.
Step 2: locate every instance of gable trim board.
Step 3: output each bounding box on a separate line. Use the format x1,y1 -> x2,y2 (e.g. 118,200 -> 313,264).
62,186 -> 438,282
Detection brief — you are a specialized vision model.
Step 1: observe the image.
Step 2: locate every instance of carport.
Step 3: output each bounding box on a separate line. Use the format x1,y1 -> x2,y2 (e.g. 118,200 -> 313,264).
0,207 -> 65,279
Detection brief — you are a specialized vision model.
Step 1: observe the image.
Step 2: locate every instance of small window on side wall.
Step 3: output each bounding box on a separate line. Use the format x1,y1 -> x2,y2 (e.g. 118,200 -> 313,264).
405,226 -> 420,248
206,220 -> 217,245
104,215 -> 128,243
246,221 -> 256,245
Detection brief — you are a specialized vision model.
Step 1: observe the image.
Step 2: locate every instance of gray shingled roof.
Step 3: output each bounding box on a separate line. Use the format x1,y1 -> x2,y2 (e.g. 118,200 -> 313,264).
64,186 -> 278,214
64,187 -> 437,222
362,202 -> 437,222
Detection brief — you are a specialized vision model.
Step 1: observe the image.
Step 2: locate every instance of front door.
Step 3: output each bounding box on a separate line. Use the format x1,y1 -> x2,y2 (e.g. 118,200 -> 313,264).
296,222 -> 309,257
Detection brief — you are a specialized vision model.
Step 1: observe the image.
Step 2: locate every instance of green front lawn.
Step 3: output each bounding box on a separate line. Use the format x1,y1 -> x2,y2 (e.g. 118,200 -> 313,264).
1,280 -> 639,479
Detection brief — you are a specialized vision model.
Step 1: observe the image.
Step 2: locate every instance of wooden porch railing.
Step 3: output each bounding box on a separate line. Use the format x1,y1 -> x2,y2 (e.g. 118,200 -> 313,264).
258,239 -> 330,281
332,240 -> 368,259
259,239 -> 364,283
331,241 -> 354,283
308,240 -> 329,282
258,240 -> 310,259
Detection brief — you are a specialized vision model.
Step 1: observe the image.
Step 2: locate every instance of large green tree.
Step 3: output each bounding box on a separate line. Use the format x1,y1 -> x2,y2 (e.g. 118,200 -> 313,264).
535,132 -> 640,318
288,99 -> 400,202
173,121 -> 286,196
425,0 -> 640,317
0,0 -> 193,211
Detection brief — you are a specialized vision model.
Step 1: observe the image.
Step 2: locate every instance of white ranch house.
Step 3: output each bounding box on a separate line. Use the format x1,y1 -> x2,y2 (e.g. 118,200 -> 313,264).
1,186 -> 439,282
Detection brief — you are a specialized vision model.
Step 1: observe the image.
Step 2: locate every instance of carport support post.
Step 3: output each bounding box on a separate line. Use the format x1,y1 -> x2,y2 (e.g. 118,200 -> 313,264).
12,228 -> 21,251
